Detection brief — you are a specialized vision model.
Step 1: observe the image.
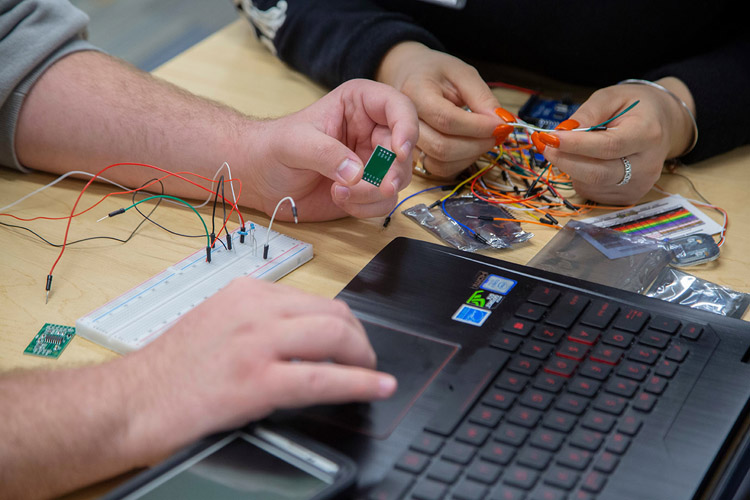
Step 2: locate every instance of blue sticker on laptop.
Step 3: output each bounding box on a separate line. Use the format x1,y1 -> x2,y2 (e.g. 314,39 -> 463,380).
452,304 -> 491,327
480,274 -> 517,295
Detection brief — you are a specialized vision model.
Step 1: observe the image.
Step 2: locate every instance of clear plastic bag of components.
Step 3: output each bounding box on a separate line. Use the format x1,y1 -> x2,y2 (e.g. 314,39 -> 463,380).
646,267 -> 750,319
402,198 -> 533,252
527,220 -> 674,293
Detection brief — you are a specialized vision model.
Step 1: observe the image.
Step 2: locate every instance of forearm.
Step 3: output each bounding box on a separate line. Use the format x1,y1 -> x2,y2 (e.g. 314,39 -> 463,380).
0,359 -> 148,499
644,38 -> 750,162
14,50 -> 266,211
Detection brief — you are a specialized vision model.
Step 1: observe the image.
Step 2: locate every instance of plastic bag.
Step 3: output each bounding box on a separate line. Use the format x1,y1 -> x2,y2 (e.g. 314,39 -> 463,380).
402,197 -> 533,252
527,220 -> 674,293
646,267 -> 750,318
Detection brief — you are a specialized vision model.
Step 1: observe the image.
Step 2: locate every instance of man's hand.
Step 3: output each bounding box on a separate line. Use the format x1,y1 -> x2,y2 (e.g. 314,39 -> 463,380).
542,77 -> 696,205
246,79 -> 419,220
376,42 -> 503,179
120,277 -> 397,465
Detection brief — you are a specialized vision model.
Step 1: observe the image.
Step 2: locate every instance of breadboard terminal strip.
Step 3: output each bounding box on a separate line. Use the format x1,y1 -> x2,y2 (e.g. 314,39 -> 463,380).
76,225 -> 312,353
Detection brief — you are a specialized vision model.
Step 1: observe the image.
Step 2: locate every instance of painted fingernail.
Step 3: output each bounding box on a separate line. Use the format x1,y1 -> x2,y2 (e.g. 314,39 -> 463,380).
494,107 -> 516,123
378,375 -> 397,397
555,119 -> 580,131
334,185 -> 350,201
539,132 -> 560,148
337,158 -> 361,183
493,124 -> 514,146
530,132 -> 546,152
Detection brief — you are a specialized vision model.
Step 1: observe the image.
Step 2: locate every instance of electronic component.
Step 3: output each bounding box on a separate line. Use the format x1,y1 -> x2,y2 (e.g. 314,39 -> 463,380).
518,94 -> 580,130
668,233 -> 721,267
24,323 -> 75,358
76,225 -> 312,353
362,145 -> 396,187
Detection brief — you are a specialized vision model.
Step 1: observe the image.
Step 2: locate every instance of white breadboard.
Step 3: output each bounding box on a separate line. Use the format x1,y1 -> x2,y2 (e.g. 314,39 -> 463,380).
76,225 -> 313,353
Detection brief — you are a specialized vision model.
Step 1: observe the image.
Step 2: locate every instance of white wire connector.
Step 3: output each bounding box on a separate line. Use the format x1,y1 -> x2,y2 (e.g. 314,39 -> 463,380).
264,196 -> 297,259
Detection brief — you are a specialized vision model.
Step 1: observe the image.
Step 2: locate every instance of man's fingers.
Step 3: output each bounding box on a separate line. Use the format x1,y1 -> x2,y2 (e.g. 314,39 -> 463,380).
267,362 -> 398,409
338,79 -> 419,159
271,315 -> 375,369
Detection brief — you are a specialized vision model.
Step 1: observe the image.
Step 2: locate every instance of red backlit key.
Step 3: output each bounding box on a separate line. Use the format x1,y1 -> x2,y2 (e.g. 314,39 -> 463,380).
568,325 -> 602,345
590,344 -> 624,365
557,340 -> 590,361
544,357 -> 579,378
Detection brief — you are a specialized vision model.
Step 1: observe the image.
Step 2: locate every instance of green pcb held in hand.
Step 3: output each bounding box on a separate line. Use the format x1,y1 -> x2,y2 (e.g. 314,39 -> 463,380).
363,145 -> 396,187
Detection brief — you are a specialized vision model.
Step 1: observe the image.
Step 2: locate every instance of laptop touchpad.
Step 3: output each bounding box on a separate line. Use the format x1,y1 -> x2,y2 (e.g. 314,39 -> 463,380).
301,321 -> 459,439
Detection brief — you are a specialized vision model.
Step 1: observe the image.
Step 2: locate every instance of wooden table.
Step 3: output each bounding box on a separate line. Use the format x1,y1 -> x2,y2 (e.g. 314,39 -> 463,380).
1,19 -> 749,497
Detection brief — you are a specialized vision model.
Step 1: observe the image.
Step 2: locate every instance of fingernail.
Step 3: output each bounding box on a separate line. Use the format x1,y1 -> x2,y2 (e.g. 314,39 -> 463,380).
391,177 -> 400,192
400,140 -> 413,157
334,185 -> 350,201
493,124 -> 514,146
494,107 -> 516,123
337,158 -> 361,183
378,375 -> 397,397
555,119 -> 580,131
539,132 -> 560,148
530,132 -> 546,153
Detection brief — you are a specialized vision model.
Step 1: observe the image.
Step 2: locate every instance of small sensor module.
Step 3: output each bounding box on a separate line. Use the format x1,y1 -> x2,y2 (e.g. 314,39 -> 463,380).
363,145 -> 396,187
24,323 -> 75,359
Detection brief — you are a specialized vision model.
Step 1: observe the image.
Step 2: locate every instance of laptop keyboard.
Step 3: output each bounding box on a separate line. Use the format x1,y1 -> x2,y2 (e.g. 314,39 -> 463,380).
368,284 -> 701,500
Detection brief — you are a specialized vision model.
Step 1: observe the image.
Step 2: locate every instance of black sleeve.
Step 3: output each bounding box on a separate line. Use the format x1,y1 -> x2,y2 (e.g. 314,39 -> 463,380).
644,38 -> 750,163
239,0 -> 445,88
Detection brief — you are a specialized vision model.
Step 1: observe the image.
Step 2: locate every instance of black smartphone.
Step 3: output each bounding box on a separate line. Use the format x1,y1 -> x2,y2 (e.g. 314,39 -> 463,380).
102,424 -> 357,500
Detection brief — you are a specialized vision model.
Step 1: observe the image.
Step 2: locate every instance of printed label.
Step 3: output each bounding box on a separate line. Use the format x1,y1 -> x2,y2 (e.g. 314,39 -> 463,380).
480,274 -> 517,295
452,304 -> 491,327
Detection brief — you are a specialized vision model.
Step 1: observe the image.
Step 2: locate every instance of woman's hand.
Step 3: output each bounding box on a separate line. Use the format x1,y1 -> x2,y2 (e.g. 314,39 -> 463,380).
376,42 -> 506,179
542,77 -> 696,205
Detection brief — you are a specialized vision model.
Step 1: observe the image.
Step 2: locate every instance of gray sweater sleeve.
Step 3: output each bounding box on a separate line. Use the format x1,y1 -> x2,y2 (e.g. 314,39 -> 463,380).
0,0 -> 101,171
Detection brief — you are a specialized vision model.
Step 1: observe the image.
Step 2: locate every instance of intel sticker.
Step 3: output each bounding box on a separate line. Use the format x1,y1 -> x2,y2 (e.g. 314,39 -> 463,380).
452,304 -> 491,327
480,274 -> 517,295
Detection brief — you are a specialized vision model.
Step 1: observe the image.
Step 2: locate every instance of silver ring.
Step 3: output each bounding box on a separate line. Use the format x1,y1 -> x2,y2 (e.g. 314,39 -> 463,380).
413,149 -> 431,176
617,157 -> 632,186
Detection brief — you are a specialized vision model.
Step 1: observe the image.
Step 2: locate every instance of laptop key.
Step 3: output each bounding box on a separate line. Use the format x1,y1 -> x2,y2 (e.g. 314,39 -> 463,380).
410,431 -> 445,455
395,450 -> 430,474
367,470 -> 414,500
468,405 -> 503,428
442,440 -> 476,464
579,299 -> 618,329
546,292 -> 590,328
411,478 -> 448,500
484,388 -> 517,410
504,465 -> 540,490
612,307 -> 649,332
489,484 -> 527,500
530,484 -> 568,500
543,464 -> 580,490
480,440 -> 516,465
495,423 -> 530,446
594,450 -> 620,473
425,459 -> 462,484
542,410 -> 578,433
580,470 -> 607,493
556,446 -> 592,470
517,447 -> 553,470
466,459 -> 503,484
452,477 -> 489,500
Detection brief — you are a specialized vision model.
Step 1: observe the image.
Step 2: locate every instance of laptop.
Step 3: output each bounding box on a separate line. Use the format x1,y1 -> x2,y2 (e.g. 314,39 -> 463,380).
106,237 -> 750,500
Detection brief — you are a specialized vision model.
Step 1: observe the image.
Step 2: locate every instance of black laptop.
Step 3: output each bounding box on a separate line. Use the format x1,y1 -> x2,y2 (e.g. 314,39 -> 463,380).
105,237 -> 750,500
